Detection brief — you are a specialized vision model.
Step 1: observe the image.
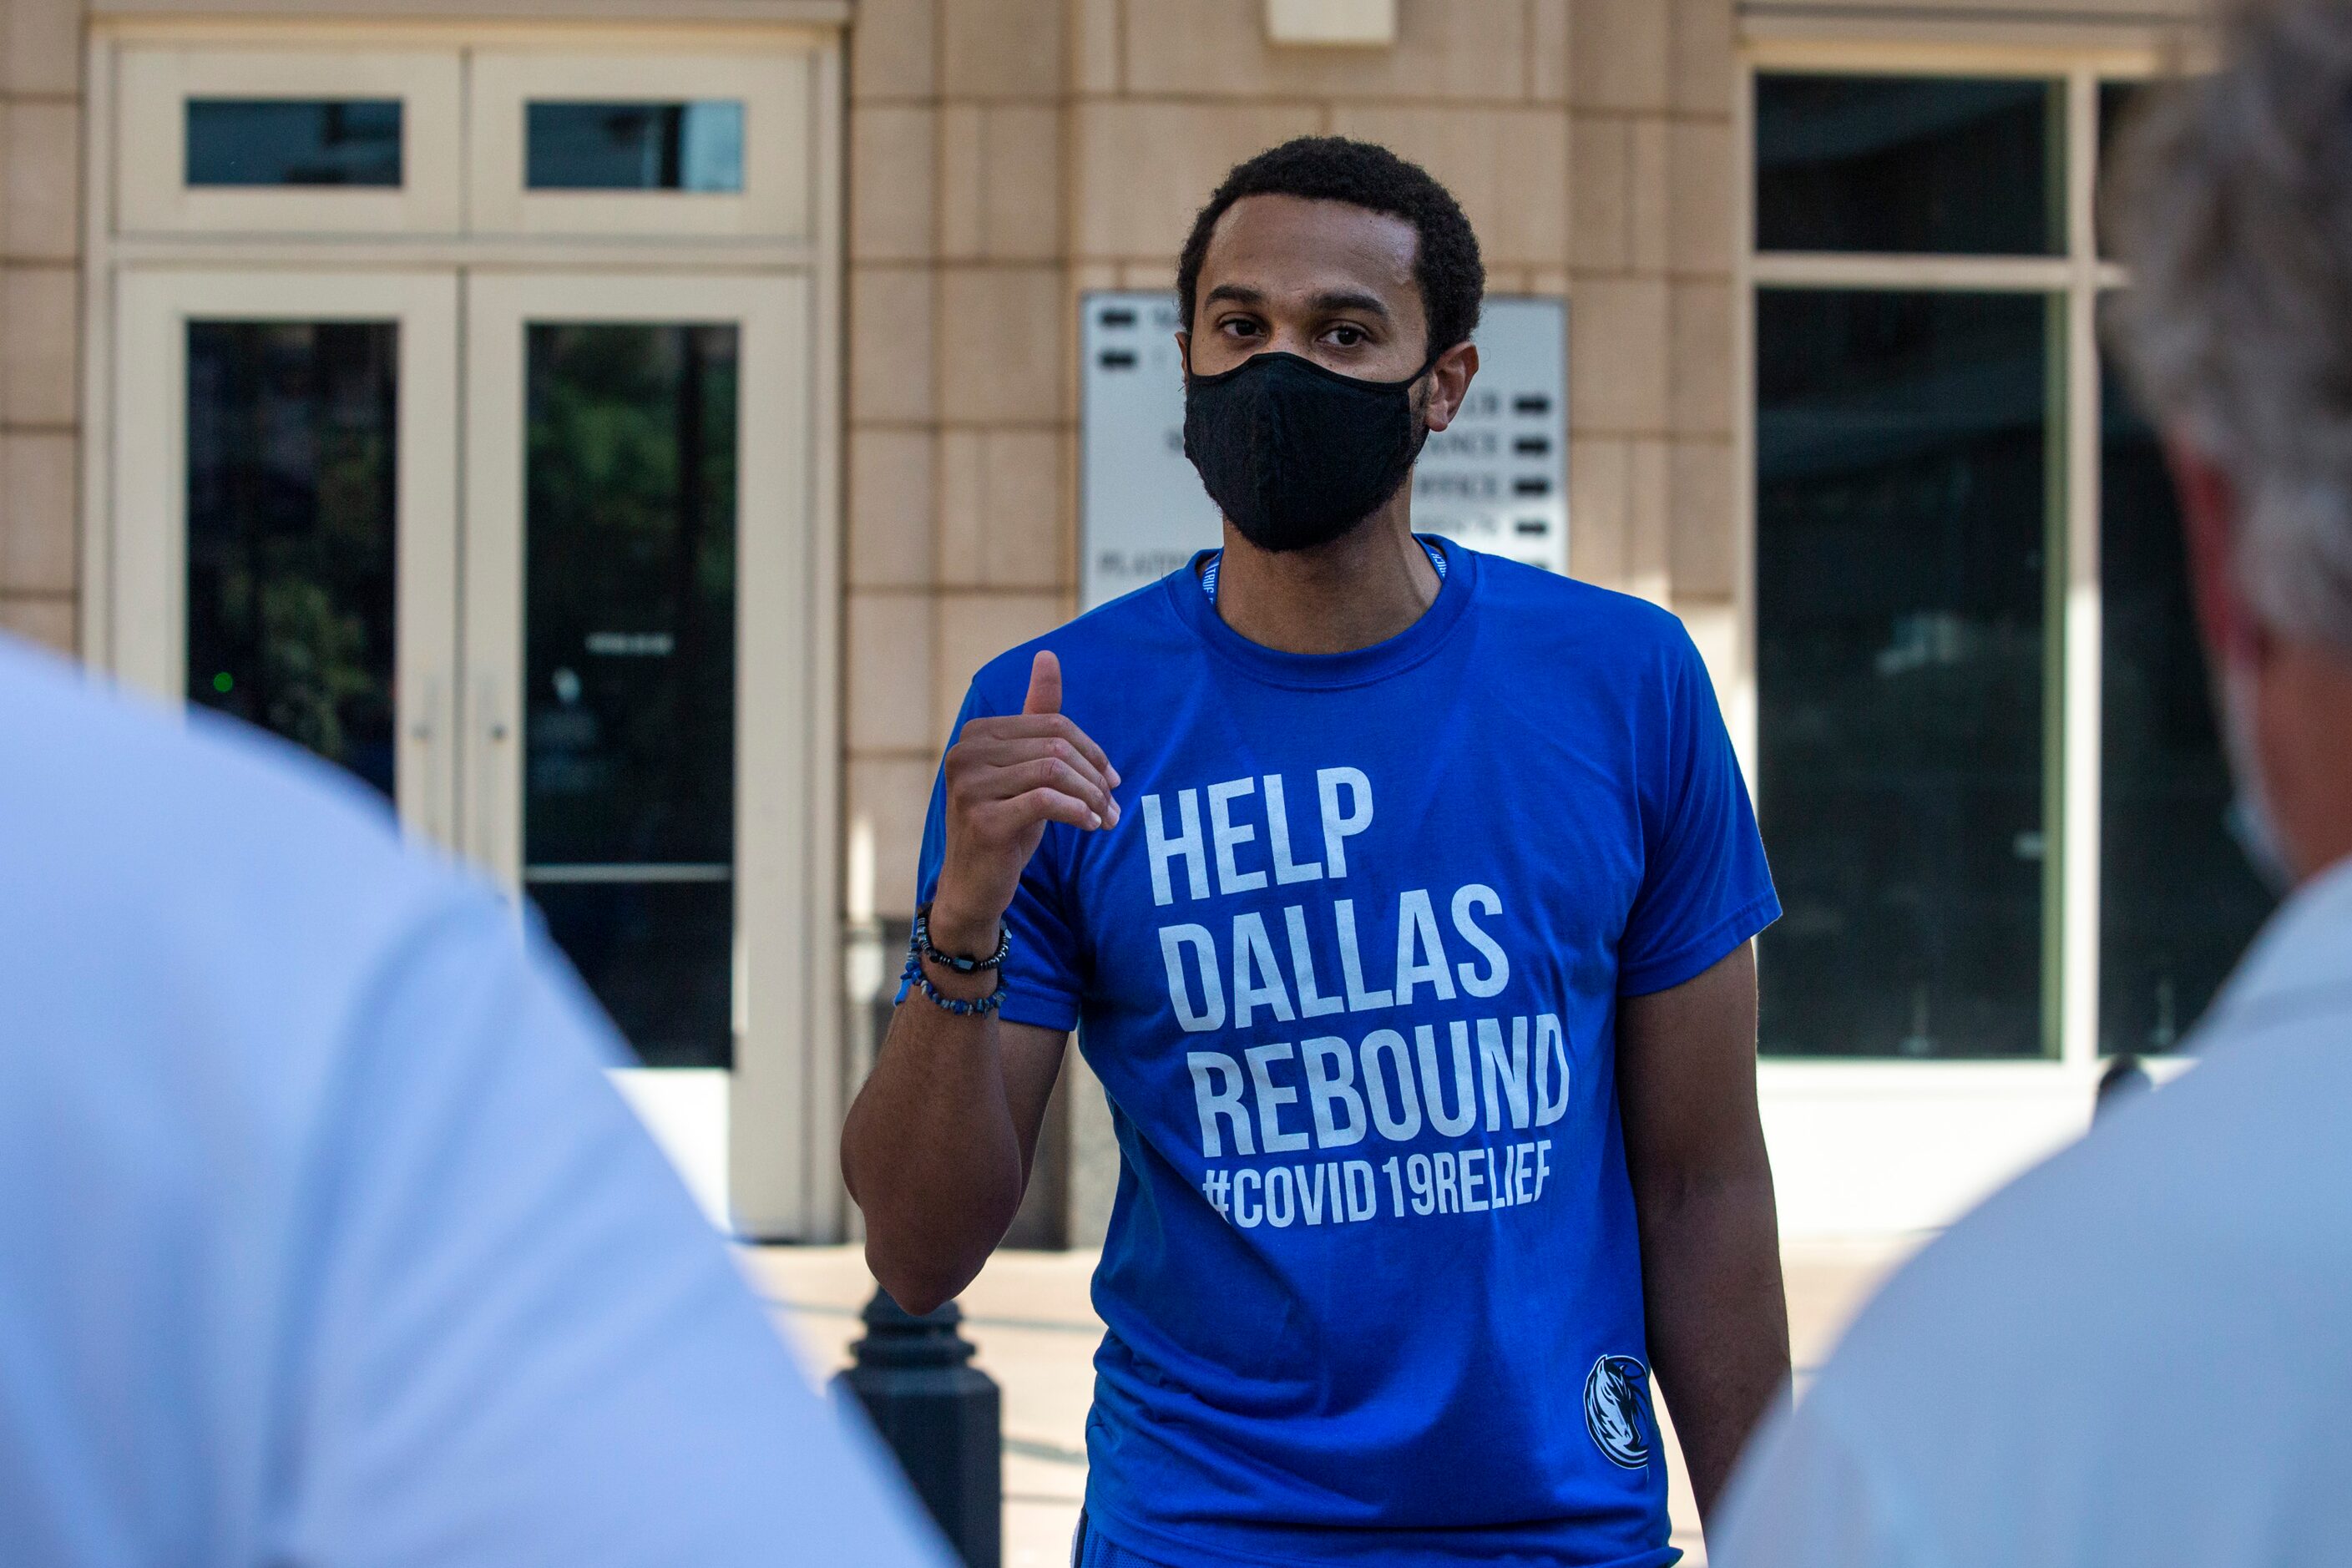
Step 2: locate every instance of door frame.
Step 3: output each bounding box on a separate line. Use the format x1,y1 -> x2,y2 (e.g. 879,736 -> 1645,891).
84,18 -> 848,1242
109,267 -> 462,844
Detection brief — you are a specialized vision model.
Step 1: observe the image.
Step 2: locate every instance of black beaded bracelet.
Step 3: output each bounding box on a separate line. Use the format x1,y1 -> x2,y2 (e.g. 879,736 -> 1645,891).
901,948 -> 1006,1016
913,905 -> 1011,974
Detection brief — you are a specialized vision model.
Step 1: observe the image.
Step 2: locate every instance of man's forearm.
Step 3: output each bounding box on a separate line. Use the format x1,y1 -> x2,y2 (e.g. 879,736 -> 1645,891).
848,650 -> 1111,1310
841,1001 -> 1027,1314
1637,1167 -> 1791,1527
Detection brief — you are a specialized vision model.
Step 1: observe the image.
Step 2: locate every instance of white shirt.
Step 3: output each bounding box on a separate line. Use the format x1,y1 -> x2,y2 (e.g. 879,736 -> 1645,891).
1716,852 -> 2352,1568
0,639 -> 946,1567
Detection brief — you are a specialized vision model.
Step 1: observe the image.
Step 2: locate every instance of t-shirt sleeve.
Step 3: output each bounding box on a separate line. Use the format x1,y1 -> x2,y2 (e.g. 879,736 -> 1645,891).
1616,625 -> 1780,995
904,677 -> 1086,1034
286,893 -> 949,1568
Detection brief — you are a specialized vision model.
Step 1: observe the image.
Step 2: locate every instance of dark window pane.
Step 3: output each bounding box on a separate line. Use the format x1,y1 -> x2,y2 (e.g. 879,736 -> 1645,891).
1757,74 -> 2063,255
186,99 -> 403,187
529,879 -> 734,1068
2097,80 -> 2150,164
526,102 -> 745,191
2098,348 -> 2274,1053
186,321 -> 398,801
2096,80 -> 2152,258
1757,290 -> 2058,1058
525,323 -> 738,1068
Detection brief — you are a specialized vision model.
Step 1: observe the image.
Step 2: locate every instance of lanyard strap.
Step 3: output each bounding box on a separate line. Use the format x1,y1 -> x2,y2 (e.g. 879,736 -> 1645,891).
1201,539 -> 1448,604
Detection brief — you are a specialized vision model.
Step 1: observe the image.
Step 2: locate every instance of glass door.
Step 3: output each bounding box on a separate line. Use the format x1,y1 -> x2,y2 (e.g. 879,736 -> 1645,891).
463,272 -> 820,1227
110,271 -> 461,842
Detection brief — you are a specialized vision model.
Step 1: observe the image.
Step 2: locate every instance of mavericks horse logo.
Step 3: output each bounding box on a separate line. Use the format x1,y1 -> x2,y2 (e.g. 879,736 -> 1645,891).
1583,1354 -> 1653,1469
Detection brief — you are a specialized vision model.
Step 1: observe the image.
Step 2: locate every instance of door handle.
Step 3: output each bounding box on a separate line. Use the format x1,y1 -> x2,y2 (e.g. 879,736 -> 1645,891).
409,675 -> 445,845
476,674 -> 513,888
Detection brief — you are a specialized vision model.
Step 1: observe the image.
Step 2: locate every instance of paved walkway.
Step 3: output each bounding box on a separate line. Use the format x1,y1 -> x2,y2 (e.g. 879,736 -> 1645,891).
747,1239 -> 1923,1568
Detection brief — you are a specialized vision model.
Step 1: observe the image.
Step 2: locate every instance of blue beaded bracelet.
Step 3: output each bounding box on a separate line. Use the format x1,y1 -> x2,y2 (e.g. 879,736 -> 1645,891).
913,905 -> 1010,974
902,946 -> 1007,1016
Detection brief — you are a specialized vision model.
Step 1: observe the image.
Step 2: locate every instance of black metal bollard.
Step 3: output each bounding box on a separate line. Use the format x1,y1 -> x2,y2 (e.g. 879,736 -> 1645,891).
833,1291 -> 1002,1568
2096,1052 -> 2153,1122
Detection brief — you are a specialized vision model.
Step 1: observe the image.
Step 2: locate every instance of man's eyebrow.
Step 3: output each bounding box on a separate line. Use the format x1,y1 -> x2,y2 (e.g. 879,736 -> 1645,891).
1308,290 -> 1392,320
1199,284 -> 1393,321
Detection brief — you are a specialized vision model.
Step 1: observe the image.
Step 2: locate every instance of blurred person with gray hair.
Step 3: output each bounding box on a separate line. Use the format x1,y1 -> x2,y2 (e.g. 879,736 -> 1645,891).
1713,3 -> 2352,1562
0,635 -> 946,1567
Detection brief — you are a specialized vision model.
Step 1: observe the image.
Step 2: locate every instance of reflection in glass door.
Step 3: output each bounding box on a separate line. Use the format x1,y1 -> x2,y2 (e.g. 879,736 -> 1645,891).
185,321 -> 400,797
522,323 -> 740,1067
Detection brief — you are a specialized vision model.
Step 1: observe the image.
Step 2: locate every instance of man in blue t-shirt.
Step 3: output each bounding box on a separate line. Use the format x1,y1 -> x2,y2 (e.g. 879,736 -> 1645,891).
843,137 -> 1789,1568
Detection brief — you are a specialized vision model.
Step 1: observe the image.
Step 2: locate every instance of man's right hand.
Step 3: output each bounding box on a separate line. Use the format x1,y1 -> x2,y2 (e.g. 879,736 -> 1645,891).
928,650 -> 1120,957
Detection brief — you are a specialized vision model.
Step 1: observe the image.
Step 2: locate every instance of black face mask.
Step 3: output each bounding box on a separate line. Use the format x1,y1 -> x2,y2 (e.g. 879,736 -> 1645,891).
1182,350 -> 1434,554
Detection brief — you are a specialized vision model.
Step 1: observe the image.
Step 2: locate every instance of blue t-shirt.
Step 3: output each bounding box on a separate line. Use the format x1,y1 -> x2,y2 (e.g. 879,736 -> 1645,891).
915,540 -> 1778,1568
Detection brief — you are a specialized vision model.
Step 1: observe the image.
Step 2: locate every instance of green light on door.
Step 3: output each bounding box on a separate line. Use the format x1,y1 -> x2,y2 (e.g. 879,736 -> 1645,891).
212,671 -> 234,694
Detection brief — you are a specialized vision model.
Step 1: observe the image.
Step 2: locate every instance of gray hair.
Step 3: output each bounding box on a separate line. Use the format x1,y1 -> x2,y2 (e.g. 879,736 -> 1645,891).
2106,0 -> 2352,650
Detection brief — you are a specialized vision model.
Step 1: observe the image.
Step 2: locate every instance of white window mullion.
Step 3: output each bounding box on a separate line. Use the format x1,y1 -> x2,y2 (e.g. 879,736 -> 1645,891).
1748,252 -> 2073,291
2059,65 -> 2106,1068
1731,61 -> 1761,790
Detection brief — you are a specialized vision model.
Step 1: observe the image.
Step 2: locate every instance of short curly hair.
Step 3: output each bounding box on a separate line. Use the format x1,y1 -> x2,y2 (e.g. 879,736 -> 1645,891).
1176,136 -> 1485,361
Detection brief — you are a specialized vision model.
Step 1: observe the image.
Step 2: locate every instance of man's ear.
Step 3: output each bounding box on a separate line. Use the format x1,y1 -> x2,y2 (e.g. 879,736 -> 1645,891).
1175,329 -> 1191,384
1421,341 -> 1480,432
2166,432 -> 2263,664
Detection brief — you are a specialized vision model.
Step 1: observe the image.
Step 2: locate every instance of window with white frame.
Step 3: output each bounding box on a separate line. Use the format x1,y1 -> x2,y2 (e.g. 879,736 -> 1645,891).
1748,64 -> 2273,1062
114,39 -> 812,240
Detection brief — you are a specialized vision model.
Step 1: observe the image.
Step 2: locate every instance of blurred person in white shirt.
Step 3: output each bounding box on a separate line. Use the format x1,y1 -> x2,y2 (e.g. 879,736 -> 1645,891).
0,637 -> 946,1568
1715,3 -> 2352,1563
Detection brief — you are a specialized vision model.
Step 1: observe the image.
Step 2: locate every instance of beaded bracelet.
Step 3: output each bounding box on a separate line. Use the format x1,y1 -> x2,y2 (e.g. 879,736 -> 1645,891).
913,905 -> 1011,974
902,948 -> 1007,1016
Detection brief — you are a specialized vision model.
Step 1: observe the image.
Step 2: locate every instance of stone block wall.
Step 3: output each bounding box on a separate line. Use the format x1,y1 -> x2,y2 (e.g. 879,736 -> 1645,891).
1569,0 -> 1735,602
845,0 -> 1075,925
0,0 -> 83,655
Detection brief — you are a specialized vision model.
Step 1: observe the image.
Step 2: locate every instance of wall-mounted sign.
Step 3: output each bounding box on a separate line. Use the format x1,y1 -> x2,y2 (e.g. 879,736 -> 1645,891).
1079,294 -> 1206,611
1079,292 -> 1570,612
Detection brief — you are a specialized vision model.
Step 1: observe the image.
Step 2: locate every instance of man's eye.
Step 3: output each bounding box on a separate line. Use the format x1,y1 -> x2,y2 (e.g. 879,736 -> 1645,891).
1329,326 -> 1364,346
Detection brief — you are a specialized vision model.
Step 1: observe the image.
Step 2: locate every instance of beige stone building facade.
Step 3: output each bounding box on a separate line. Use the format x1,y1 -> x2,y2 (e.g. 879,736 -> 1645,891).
2,0 -> 2223,1245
